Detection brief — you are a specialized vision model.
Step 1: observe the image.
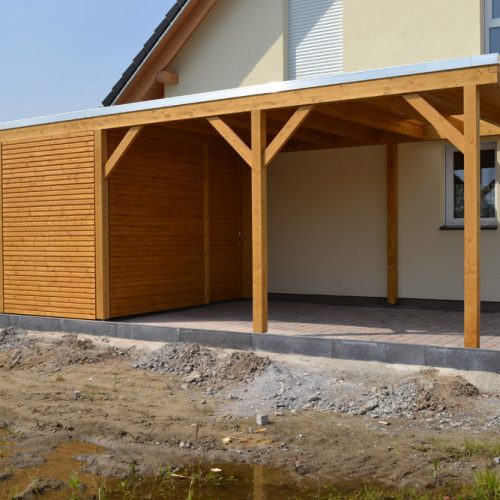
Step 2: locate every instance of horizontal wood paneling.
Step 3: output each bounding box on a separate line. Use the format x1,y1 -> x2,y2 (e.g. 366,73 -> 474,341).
2,132 -> 96,319
108,131 -> 205,317
108,130 -> 247,318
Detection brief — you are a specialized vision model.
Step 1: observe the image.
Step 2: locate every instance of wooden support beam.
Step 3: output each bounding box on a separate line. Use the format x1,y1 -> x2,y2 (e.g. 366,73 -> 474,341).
105,125 -> 143,177
403,93 -> 465,152
0,143 -> 3,313
321,102 -> 426,139
95,130 -> 110,320
264,105 -> 314,165
387,144 -> 398,305
251,110 -> 268,333
207,116 -> 252,166
203,144 -> 210,304
463,85 -> 481,349
156,70 -> 179,85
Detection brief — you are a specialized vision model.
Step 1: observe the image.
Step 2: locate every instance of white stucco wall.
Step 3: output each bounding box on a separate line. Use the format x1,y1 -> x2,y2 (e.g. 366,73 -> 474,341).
166,0 -> 285,97
269,143 -> 500,302
343,0 -> 483,72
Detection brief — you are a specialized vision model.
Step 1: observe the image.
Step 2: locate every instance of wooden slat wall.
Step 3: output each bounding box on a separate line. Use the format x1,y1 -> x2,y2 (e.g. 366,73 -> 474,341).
108,130 -> 249,318
209,145 -> 244,302
108,131 -> 205,317
1,132 -> 96,319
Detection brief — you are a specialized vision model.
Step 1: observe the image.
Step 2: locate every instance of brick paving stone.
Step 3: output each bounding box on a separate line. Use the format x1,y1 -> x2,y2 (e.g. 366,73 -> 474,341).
123,300 -> 500,351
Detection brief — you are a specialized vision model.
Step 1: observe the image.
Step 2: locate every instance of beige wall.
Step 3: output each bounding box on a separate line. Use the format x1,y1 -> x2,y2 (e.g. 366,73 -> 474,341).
164,0 -> 484,97
269,142 -> 500,302
398,141 -> 500,302
343,0 -> 483,72
268,147 -> 388,297
166,0 -> 285,97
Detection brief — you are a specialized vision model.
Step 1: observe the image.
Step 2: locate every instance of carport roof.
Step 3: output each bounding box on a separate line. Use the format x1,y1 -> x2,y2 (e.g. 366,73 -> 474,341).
1,54 -> 500,148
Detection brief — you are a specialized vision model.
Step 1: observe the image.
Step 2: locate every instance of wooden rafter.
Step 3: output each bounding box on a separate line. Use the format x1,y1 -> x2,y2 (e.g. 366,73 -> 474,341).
207,116 -> 252,166
264,105 -> 314,165
105,125 -> 144,177
321,102 -> 426,139
404,93 -> 465,151
156,70 -> 179,85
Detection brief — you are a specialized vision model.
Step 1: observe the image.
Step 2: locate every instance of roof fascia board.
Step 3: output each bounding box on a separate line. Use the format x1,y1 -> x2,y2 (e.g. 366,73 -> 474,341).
109,0 -> 192,105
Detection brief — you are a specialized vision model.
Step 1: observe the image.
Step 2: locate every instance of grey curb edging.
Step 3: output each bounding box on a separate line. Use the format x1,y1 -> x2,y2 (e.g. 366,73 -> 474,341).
1,313 -> 499,374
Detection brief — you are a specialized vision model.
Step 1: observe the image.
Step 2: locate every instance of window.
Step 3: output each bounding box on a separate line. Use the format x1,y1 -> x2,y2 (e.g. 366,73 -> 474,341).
485,0 -> 500,53
445,143 -> 497,226
287,0 -> 343,80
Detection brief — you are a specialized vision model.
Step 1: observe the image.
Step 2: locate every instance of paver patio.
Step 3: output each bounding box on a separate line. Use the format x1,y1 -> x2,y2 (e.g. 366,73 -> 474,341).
122,300 -> 500,351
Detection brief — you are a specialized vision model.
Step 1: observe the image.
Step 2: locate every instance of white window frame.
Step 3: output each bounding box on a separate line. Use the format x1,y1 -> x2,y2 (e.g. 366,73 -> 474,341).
485,0 -> 500,53
445,142 -> 497,226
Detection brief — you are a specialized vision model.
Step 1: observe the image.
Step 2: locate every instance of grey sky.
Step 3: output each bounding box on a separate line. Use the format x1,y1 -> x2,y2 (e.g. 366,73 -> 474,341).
0,1 -> 176,122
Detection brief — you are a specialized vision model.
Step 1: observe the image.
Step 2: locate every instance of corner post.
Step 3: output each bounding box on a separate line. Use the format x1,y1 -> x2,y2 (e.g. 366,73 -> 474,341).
463,85 -> 481,348
251,110 -> 268,333
0,143 -> 3,313
387,144 -> 399,305
95,130 -> 110,320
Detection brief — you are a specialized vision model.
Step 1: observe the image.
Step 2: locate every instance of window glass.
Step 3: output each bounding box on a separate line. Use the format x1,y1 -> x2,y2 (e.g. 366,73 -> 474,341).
452,150 -> 496,219
494,0 -> 500,18
490,27 -> 500,53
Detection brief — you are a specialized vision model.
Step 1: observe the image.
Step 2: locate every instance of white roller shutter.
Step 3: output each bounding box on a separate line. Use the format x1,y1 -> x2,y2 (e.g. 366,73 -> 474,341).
288,0 -> 343,80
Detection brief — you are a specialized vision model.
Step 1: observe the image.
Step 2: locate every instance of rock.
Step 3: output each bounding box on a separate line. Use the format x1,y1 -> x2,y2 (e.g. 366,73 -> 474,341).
494,457 -> 500,465
222,437 -> 232,445
180,384 -> 189,391
183,371 -> 201,383
256,414 -> 269,426
72,390 -> 81,400
179,441 -> 186,448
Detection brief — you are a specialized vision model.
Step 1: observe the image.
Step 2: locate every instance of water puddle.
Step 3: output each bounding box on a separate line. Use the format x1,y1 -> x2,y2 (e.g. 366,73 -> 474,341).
0,437 -> 462,499
0,437 -> 340,499
0,440 -> 106,499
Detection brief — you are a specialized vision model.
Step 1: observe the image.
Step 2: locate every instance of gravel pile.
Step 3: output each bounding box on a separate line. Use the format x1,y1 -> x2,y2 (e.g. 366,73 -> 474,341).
133,343 -> 270,385
0,327 -> 31,352
226,364 -> 489,426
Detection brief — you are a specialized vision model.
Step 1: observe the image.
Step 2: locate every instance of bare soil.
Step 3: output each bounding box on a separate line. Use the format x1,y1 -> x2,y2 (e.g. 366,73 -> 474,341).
0,328 -> 499,499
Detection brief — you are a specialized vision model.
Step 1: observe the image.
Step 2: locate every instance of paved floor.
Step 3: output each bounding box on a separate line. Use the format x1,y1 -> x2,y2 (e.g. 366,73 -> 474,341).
123,300 -> 500,350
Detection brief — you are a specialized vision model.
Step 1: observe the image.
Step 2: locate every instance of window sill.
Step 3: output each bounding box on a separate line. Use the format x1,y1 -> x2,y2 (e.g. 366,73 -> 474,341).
439,224 -> 498,231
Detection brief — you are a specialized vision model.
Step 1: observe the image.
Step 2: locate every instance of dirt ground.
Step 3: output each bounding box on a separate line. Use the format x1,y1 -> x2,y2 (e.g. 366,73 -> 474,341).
0,328 -> 499,499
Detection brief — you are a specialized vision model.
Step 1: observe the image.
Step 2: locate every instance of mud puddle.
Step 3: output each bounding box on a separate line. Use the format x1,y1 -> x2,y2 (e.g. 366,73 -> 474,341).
1,440 -> 107,499
0,438 -> 336,499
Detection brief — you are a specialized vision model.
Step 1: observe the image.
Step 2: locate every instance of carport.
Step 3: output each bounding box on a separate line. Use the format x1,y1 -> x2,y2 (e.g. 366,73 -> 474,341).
0,54 -> 500,349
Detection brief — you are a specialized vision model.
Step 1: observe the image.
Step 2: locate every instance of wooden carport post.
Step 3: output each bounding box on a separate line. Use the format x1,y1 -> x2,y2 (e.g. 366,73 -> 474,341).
463,85 -> 481,348
95,130 -> 110,320
387,144 -> 398,305
207,106 -> 314,333
251,110 -> 268,333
